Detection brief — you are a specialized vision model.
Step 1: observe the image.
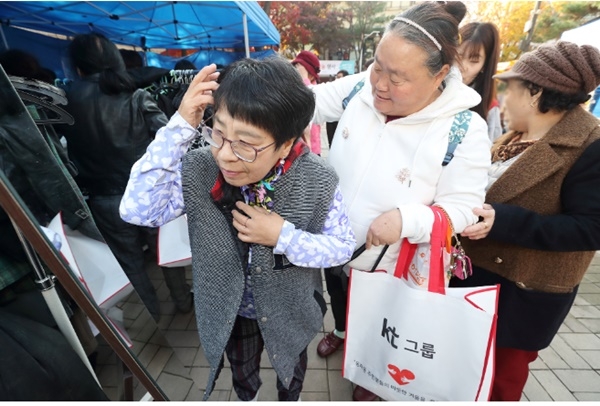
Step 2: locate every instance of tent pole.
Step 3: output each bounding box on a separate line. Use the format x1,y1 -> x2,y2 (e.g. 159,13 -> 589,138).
243,13 -> 250,58
0,25 -> 9,51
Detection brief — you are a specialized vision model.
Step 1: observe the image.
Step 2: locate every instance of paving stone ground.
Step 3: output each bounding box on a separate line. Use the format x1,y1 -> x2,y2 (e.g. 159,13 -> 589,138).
95,252 -> 600,401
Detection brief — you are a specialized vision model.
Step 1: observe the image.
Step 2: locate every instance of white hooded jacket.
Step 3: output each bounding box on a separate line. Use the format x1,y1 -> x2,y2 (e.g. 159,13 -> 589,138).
313,67 -> 492,273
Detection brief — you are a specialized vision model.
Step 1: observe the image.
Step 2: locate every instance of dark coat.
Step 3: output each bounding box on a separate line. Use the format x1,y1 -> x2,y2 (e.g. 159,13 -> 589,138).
463,106 -> 600,293
453,106 -> 600,350
56,75 -> 167,195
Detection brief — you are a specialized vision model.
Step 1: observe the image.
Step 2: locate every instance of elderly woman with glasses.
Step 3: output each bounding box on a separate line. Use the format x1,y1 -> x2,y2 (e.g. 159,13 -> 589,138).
119,57 -> 355,401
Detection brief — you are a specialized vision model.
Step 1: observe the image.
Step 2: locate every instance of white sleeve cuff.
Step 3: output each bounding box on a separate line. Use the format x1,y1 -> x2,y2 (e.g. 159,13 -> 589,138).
274,220 -> 295,254
398,203 -> 435,244
168,111 -> 199,141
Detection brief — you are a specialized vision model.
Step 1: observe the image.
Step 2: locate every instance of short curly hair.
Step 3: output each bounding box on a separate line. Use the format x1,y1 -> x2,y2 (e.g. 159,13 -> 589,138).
522,80 -> 590,114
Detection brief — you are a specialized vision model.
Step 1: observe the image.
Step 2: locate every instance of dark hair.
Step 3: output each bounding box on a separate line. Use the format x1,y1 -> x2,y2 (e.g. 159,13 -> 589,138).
39,67 -> 57,84
214,57 -> 315,148
174,59 -> 196,70
459,22 -> 500,119
386,1 -> 466,75
68,33 -> 135,95
337,70 -> 349,77
521,80 -> 590,114
0,49 -> 46,81
119,49 -> 144,70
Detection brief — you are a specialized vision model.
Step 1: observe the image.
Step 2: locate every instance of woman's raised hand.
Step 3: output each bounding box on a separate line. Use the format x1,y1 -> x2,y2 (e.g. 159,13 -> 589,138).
178,63 -> 220,128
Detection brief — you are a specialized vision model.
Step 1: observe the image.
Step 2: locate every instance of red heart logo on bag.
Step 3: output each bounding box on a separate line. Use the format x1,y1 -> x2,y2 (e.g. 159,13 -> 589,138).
387,364 -> 415,385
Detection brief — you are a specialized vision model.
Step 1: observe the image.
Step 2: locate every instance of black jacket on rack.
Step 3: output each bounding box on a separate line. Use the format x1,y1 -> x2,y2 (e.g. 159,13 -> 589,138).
0,72 -> 102,240
55,74 -> 168,196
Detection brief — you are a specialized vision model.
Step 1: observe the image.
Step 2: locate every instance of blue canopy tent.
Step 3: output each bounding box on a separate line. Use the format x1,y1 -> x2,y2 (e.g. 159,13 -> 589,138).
0,1 -> 280,75
145,48 -> 277,69
0,1 -> 279,49
1,24 -> 278,77
1,25 -> 70,78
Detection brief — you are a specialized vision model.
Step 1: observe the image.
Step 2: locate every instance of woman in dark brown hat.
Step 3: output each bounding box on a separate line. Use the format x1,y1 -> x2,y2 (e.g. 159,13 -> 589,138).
450,40 -> 600,400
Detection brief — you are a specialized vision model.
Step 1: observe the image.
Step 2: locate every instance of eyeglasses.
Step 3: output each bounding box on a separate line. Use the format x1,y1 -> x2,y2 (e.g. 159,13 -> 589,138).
199,117 -> 275,163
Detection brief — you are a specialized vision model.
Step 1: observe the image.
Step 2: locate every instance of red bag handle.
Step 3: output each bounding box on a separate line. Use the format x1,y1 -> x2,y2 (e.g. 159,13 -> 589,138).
393,206 -> 448,295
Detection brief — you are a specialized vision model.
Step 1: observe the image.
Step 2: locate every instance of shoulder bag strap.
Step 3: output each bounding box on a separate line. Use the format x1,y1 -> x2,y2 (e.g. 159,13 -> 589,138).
442,109 -> 473,166
342,79 -> 365,110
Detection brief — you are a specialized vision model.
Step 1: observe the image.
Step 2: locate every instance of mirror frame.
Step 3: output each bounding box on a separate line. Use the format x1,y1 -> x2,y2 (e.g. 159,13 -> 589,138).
0,117 -> 169,401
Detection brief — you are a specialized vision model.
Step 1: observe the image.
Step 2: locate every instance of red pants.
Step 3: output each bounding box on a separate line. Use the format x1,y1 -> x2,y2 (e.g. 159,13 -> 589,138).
491,347 -> 539,401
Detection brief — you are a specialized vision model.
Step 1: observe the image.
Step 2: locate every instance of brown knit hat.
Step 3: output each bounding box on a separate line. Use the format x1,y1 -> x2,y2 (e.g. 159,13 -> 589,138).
494,41 -> 600,94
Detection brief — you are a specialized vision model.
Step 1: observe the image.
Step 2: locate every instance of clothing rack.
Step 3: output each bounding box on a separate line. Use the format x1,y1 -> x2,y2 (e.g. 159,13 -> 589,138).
167,69 -> 200,84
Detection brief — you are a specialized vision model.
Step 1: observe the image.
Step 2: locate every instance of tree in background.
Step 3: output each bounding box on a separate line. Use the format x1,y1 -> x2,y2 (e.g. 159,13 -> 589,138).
261,2 -> 306,57
259,1 -> 387,62
344,2 -> 388,44
344,1 -> 388,69
260,2 -> 347,58
471,1 -> 538,62
296,2 -> 353,59
533,1 -> 600,44
471,1 -> 600,62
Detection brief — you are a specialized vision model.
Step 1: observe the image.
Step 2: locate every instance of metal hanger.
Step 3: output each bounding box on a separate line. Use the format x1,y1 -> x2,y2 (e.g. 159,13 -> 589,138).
17,90 -> 74,125
10,76 -> 68,106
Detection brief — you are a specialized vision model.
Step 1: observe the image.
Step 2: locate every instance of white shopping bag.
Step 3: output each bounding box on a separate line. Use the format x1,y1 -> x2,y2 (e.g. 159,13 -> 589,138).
157,215 -> 192,268
48,212 -> 134,310
343,207 -> 498,401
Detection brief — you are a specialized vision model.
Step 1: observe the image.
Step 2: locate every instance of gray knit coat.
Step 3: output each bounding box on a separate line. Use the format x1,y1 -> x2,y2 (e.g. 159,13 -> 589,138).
181,148 -> 338,399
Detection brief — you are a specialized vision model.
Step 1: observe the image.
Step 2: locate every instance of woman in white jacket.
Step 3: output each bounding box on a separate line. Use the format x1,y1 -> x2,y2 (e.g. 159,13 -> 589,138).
304,1 -> 492,401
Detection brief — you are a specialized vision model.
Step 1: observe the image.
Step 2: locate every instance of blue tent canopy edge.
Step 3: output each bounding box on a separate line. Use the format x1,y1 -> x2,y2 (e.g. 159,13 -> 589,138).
0,1 -> 280,50
0,1 -> 280,76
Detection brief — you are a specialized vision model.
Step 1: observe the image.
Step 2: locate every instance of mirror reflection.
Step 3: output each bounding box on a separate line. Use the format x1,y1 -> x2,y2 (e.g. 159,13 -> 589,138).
0,65 -> 199,400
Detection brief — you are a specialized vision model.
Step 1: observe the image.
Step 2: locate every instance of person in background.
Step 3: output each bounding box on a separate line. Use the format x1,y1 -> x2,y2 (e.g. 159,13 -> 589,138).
55,33 -> 192,320
458,22 -> 503,142
0,49 -> 55,84
292,50 -> 323,155
119,57 -> 355,401
303,1 -> 491,401
118,49 -> 144,70
39,67 -> 57,84
451,41 -> 600,401
326,69 -> 350,147
173,59 -> 196,70
117,48 -> 173,94
336,69 -> 349,80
